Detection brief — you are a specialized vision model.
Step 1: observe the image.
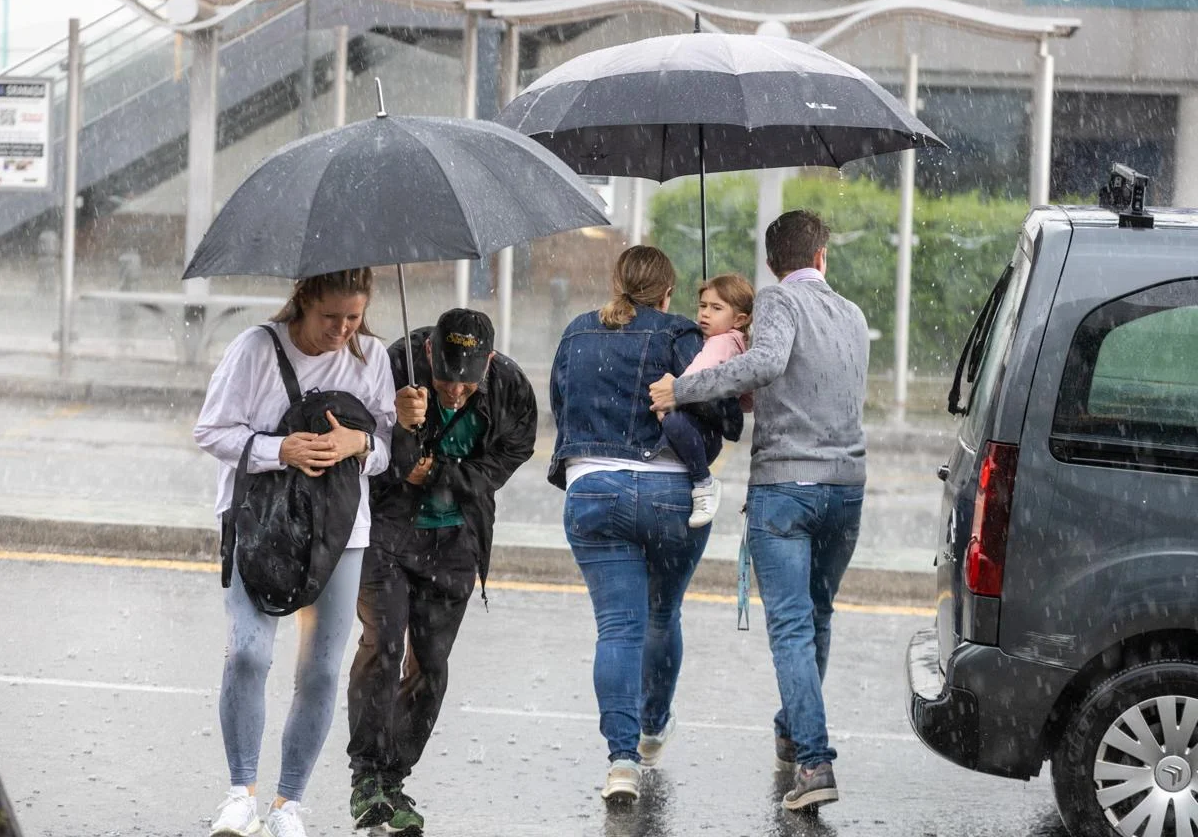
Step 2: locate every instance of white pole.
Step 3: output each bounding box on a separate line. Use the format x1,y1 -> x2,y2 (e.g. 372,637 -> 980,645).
333,25 -> 348,128
496,21 -> 520,356
629,178 -> 645,245
455,12 -> 479,310
755,169 -> 784,292
183,26 -> 218,364
59,18 -> 81,373
1029,37 -> 1054,207
1175,94 -> 1198,207
893,52 -> 918,424
754,21 -> 788,292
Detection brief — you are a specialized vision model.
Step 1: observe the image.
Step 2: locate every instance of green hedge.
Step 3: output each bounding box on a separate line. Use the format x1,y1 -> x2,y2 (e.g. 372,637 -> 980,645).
648,174 -> 1028,374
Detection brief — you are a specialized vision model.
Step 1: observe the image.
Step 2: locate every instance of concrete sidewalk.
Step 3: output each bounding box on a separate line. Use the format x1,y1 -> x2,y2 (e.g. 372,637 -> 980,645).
0,270 -> 958,607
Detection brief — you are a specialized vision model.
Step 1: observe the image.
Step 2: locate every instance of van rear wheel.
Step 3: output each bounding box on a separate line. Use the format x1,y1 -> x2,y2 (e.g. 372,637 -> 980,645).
1051,661 -> 1198,837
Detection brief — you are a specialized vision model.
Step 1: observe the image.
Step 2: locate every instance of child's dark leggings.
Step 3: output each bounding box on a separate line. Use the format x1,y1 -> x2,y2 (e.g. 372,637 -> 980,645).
661,410 -> 723,484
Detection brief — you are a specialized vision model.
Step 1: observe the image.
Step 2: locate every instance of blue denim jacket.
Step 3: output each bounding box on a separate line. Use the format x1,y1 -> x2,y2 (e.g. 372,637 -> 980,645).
548,306 -> 703,489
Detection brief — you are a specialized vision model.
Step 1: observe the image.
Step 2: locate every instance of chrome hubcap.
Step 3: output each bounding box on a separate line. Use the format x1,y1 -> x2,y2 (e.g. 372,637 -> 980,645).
1094,695 -> 1198,837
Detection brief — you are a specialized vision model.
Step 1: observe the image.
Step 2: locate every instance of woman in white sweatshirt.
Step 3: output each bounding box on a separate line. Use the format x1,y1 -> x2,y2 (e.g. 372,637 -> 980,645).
194,267 -> 396,837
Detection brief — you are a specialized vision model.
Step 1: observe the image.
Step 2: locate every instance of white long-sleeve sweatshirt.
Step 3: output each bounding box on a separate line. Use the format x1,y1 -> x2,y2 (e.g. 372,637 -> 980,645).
193,322 -> 397,549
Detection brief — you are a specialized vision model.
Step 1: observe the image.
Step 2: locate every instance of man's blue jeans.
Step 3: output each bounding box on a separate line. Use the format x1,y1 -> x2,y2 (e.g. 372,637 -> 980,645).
746,482 -> 864,768
564,470 -> 709,762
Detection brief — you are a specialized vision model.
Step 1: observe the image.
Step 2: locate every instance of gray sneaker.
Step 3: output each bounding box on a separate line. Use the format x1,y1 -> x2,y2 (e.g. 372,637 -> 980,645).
782,762 -> 839,811
774,736 -> 798,772
601,758 -> 642,801
637,714 -> 677,767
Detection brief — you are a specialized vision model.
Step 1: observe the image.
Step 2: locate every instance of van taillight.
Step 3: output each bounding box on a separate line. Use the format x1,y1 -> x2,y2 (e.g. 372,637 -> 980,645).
965,442 -> 1019,598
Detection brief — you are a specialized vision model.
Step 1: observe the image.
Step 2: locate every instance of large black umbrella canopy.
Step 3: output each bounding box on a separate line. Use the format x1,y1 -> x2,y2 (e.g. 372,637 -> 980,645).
182,110 -> 609,386
497,31 -> 945,278
497,32 -> 945,180
184,114 -> 609,279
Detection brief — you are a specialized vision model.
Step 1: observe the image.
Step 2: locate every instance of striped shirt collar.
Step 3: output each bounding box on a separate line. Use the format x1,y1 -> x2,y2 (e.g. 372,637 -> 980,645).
781,268 -> 826,285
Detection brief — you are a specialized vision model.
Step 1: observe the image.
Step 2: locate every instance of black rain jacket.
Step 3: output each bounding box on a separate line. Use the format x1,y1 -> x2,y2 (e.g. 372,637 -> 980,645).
368,327 -> 538,593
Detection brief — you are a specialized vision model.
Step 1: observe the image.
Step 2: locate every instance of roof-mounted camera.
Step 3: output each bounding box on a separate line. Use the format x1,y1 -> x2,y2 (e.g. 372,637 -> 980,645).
1098,163 -> 1154,229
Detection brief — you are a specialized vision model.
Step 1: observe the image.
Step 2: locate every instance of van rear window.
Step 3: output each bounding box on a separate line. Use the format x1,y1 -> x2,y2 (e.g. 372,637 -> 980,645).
1051,279 -> 1198,475
950,227 -> 1036,446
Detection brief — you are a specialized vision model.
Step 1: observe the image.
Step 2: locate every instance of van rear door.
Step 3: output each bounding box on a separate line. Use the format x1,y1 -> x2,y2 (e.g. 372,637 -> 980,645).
936,214 -> 1064,670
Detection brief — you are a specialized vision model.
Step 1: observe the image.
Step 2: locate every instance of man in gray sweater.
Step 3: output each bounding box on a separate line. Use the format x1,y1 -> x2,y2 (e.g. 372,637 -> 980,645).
649,209 -> 869,813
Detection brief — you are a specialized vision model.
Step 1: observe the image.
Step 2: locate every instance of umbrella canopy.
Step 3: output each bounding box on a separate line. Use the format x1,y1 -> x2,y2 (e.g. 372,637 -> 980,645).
496,32 -> 945,181
182,114 -> 609,281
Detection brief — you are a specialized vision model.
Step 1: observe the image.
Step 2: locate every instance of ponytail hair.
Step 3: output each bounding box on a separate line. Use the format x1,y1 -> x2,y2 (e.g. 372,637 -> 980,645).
271,266 -> 376,362
598,245 -> 676,329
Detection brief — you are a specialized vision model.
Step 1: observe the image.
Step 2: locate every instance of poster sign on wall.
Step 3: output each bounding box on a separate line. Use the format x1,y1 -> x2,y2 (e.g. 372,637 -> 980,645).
0,77 -> 53,191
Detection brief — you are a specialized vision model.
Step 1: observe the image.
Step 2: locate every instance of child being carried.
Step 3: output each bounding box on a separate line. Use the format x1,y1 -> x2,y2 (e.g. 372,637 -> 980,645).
660,273 -> 755,528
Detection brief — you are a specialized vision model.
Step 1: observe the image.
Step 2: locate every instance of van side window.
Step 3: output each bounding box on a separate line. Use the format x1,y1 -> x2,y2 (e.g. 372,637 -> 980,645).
1051,278 -> 1198,475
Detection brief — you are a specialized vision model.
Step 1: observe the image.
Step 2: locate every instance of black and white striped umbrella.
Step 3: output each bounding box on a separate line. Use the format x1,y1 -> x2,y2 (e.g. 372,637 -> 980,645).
497,32 -> 945,181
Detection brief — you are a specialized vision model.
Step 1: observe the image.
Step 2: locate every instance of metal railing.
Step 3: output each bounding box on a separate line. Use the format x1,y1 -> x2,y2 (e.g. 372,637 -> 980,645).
0,0 -> 302,144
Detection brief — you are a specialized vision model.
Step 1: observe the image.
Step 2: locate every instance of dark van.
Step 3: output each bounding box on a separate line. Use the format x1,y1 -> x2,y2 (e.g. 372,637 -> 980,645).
906,169 -> 1198,837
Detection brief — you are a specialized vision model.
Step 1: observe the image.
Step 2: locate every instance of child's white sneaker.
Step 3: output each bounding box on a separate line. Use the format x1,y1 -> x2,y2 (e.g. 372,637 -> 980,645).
263,800 -> 308,837
210,786 -> 261,836
688,479 -> 722,528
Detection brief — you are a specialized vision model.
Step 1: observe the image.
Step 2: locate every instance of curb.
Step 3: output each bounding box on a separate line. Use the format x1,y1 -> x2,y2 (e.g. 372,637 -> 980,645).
3,376 -> 209,407
0,515 -> 935,609
3,373 -> 957,457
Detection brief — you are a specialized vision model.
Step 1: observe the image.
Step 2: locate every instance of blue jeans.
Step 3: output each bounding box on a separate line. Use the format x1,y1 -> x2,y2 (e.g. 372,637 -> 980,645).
746,483 -> 864,768
564,470 -> 710,762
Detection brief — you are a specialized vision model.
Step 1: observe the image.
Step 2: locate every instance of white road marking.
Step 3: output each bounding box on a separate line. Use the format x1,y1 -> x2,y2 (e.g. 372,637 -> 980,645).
458,705 -> 918,742
0,674 -> 211,696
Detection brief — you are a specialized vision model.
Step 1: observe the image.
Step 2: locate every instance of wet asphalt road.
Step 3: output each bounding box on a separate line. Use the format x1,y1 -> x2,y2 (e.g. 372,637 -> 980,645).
0,555 -> 1070,837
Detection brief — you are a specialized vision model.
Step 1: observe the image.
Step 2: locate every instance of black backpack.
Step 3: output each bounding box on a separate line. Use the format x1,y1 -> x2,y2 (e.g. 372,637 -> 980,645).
220,325 -> 377,616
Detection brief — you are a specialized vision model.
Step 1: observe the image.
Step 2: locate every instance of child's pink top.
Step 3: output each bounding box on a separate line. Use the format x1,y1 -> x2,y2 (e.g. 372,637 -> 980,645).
682,330 -> 754,413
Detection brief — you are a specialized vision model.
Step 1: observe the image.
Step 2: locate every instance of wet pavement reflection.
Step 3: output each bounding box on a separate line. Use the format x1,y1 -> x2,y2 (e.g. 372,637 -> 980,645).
1,559 -> 1072,836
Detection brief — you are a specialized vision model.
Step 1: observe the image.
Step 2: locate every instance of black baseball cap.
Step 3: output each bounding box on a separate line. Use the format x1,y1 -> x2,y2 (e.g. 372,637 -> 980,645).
430,308 -> 495,382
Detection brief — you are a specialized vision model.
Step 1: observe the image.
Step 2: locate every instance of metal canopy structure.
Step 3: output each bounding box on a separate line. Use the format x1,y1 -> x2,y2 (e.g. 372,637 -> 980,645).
466,0 -> 1078,42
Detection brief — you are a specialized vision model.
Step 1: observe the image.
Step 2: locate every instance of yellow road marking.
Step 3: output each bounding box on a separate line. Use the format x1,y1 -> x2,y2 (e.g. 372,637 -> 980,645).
0,549 -> 217,573
3,404 -> 89,438
0,550 -> 934,617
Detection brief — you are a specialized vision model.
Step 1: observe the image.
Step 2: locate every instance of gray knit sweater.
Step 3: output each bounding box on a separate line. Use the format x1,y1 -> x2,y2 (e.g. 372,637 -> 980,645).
673,276 -> 869,486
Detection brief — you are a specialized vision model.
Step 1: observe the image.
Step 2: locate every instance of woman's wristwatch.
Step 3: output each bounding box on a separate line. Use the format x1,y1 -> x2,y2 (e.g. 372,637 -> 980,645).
357,431 -> 374,460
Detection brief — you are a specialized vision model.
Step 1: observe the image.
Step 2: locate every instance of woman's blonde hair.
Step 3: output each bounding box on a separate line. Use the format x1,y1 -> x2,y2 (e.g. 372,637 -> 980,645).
700,272 -> 755,337
271,267 -> 376,362
598,246 -> 677,329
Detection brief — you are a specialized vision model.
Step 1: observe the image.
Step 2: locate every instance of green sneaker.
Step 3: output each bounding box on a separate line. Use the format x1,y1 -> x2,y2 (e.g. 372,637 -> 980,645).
349,775 -> 394,829
387,792 -> 425,836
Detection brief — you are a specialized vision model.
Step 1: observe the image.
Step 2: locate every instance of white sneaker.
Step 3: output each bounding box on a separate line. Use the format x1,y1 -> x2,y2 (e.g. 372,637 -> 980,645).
210,786 -> 261,837
637,713 -> 677,767
263,801 -> 308,837
688,479 -> 722,528
601,758 -> 642,801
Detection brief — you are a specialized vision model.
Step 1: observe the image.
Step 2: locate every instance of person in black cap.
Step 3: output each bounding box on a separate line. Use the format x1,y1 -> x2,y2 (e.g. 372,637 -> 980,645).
346,309 -> 537,835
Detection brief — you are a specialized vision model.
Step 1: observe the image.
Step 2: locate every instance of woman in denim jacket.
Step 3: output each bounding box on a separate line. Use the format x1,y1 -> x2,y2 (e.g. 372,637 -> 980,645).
549,245 -> 712,802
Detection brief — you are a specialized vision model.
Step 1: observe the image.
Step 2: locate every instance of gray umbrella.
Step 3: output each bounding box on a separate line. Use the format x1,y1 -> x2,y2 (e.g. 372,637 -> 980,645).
497,27 -> 945,277
183,94 -> 609,385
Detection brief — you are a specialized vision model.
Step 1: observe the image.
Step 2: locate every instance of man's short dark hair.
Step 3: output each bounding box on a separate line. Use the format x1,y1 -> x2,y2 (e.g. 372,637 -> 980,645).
765,210 -> 830,276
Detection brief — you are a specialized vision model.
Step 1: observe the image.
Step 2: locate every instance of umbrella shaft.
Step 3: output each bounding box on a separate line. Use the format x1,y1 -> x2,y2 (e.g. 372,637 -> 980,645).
397,263 -> 416,390
699,126 -> 708,283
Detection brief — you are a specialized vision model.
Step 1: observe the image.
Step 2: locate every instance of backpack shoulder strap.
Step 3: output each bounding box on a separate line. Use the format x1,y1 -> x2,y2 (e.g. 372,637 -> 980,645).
220,430 -> 263,588
258,324 -> 302,405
